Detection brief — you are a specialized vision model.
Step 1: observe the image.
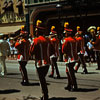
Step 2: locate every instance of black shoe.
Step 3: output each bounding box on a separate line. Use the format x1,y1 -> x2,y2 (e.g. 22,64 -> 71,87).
48,74 -> 53,78
74,70 -> 77,73
21,81 -> 29,86
91,60 -> 96,63
64,86 -> 71,91
96,68 -> 100,70
56,75 -> 61,79
40,96 -> 48,100
70,88 -> 78,92
40,96 -> 44,100
81,72 -> 87,74
81,71 -> 88,74
54,75 -> 61,79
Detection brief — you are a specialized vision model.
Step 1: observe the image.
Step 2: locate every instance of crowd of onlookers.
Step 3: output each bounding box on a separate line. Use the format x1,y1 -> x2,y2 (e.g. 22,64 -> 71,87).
6,37 -> 18,59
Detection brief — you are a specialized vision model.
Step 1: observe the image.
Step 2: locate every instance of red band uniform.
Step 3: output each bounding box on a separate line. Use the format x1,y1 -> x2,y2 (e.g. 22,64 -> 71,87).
15,30 -> 30,85
48,26 -> 60,78
75,30 -> 88,74
92,30 -> 100,70
62,29 -> 80,91
30,21 -> 54,100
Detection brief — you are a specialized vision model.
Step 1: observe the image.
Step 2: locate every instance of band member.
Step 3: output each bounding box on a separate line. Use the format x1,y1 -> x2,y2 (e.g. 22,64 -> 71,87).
62,28 -> 80,91
76,26 -> 80,34
48,26 -> 61,79
74,27 -> 88,74
63,22 -> 69,37
96,27 -> 100,36
91,27 -> 100,70
15,26 -> 30,86
30,20 -> 54,100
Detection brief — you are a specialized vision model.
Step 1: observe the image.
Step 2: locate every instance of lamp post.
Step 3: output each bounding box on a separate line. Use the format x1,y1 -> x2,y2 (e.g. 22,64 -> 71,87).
25,0 -> 30,34
56,3 -> 63,61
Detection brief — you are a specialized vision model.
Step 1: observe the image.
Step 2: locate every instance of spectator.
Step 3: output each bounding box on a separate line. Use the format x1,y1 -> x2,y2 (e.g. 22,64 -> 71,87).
0,33 -> 11,76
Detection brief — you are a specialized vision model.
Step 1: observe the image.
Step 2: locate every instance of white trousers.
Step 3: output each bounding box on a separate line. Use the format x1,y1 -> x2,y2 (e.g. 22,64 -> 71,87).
0,56 -> 7,74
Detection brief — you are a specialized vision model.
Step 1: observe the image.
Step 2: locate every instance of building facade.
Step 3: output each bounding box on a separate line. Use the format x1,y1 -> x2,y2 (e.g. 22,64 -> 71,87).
25,0 -> 100,36
0,0 -> 26,36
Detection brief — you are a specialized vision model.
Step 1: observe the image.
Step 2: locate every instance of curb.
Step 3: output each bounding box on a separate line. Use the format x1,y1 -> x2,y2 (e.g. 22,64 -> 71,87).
6,59 -> 66,66
6,59 -> 35,64
6,59 -> 97,67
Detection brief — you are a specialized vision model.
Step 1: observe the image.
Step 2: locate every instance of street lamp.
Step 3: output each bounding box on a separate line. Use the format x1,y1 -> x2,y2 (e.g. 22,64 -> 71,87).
56,4 -> 62,23
56,3 -> 63,61
25,0 -> 30,34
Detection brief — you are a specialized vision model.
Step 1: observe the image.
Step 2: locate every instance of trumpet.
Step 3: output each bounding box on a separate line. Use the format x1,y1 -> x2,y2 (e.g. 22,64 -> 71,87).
13,34 -> 23,40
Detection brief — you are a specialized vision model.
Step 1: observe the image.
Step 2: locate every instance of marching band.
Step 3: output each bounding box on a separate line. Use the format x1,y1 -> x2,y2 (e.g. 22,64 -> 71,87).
0,20 -> 100,100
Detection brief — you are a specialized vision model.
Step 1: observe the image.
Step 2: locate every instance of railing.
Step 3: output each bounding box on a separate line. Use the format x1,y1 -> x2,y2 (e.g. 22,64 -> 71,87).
30,0 -> 57,3
25,0 -> 100,6
25,0 -> 62,5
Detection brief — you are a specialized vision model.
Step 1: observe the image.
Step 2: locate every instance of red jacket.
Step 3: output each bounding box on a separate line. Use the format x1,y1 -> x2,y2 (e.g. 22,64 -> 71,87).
76,36 -> 85,54
15,38 -> 30,61
62,36 -> 80,64
30,36 -> 54,67
50,37 -> 59,57
94,35 -> 100,51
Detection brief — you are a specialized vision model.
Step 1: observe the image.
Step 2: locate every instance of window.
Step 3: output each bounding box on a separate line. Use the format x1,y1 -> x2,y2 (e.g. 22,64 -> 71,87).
7,0 -> 13,11
34,0 -> 38,3
16,0 -> 24,15
2,1 -> 8,10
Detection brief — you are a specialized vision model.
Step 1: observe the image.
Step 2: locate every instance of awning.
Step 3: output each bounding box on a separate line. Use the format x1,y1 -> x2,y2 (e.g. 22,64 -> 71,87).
0,25 -> 22,35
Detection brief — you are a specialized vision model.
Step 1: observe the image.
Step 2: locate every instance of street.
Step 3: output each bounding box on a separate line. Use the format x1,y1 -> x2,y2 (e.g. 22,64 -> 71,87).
0,60 -> 100,100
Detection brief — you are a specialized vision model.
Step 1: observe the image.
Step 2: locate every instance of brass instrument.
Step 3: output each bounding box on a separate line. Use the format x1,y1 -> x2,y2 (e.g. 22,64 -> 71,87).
13,34 -> 23,40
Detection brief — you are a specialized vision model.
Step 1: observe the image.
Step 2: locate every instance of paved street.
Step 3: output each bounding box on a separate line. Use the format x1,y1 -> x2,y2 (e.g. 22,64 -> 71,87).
0,60 -> 100,100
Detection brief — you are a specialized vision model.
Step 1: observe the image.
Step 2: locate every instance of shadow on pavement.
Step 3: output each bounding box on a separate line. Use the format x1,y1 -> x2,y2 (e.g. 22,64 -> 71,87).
53,77 -> 67,79
22,96 -> 76,100
28,82 -> 40,86
86,72 -> 99,74
77,72 -> 99,74
47,83 -> 50,85
50,97 -> 77,100
23,96 -> 38,100
7,73 -> 20,75
74,88 -> 98,92
0,89 -> 20,94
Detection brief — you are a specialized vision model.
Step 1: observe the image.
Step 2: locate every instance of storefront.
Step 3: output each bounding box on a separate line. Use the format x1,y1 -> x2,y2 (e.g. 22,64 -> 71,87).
0,24 -> 23,37
25,0 -> 100,36
0,0 -> 26,37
